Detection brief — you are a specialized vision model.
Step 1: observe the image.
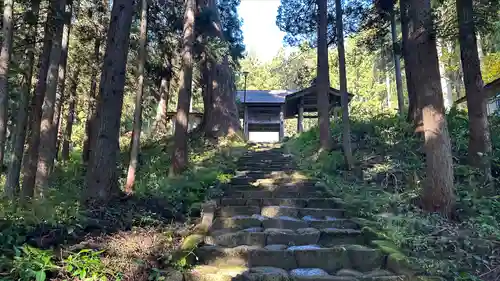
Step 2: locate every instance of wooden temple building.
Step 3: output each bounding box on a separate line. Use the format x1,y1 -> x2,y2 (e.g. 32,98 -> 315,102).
236,86 -> 353,142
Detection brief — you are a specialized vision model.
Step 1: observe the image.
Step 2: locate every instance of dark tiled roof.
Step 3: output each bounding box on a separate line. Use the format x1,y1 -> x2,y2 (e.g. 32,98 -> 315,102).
236,90 -> 295,104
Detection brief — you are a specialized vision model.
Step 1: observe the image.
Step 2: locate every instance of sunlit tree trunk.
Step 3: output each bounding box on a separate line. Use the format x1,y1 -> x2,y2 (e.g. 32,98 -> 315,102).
5,0 -> 41,197
85,0 -> 134,201
437,40 -> 453,110
390,8 -> 404,115
22,0 -> 60,199
0,0 -> 14,173
335,0 -> 353,169
152,56 -> 172,135
385,64 -> 391,108
408,0 -> 455,217
457,0 -> 492,183
35,0 -> 67,192
316,0 -> 332,151
125,0 -> 148,194
170,0 -> 195,175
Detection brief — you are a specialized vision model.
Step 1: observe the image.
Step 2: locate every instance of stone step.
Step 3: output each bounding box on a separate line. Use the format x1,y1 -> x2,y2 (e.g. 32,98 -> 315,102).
223,190 -> 324,199
212,215 -> 358,231
218,205 -> 345,219
205,226 -> 363,247
186,265 -> 409,281
195,244 -> 383,274
219,197 -> 345,209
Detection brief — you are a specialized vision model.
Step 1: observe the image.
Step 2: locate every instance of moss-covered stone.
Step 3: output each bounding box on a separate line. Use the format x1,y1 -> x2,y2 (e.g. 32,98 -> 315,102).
386,253 -> 414,275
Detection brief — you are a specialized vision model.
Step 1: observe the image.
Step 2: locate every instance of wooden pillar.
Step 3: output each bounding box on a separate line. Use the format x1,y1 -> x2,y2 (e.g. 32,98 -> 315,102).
279,104 -> 285,141
244,105 -> 249,141
297,98 -> 304,133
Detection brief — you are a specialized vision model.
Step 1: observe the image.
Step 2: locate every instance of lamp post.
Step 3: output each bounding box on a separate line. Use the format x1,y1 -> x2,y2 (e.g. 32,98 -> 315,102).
243,71 -> 249,103
242,71 -> 249,141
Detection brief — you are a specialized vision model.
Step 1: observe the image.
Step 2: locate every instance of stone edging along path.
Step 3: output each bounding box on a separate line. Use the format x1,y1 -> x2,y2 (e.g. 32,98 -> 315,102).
179,144 -> 443,281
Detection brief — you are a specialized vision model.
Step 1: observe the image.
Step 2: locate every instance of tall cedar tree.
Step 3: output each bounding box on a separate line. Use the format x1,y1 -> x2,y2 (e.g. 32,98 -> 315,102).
5,0 -> 41,196
22,0 -> 62,198
400,0 -> 421,128
170,0 -> 196,175
53,3 -> 73,161
36,0 -> 69,190
0,0 -> 14,172
85,0 -> 134,201
457,0 -> 493,183
316,0 -> 332,151
201,0 -> 241,138
152,54 -> 172,134
125,0 -> 148,193
335,0 -> 354,168
83,0 -> 107,164
407,0 -> 455,216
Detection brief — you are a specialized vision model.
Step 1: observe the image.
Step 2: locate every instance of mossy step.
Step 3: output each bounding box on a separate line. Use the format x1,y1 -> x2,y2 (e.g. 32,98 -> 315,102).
196,244 -> 383,274
217,205 -> 345,219
205,226 -> 362,247
219,197 -> 345,209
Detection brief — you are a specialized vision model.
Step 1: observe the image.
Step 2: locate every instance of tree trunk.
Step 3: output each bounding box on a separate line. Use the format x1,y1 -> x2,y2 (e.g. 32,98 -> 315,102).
390,9 -> 404,115
52,4 -> 73,162
5,0 -> 40,197
85,0 -> 134,202
82,37 -> 101,164
457,0 -> 492,183
336,0 -> 354,169
35,0 -> 67,192
408,0 -> 455,217
125,0 -> 147,194
437,40 -> 453,110
0,0 -> 14,173
316,0 -> 332,151
22,0 -> 59,199
169,0 -> 195,176
400,0 -> 422,129
62,66 -> 80,161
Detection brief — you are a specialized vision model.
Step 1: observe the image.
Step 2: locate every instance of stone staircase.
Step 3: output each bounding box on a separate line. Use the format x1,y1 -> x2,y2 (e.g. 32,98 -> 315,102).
186,144 -> 408,281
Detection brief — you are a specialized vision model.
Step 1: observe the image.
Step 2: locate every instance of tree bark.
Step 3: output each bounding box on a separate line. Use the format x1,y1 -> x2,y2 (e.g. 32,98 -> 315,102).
316,0 -> 332,151
22,0 -> 59,199
0,0 -> 14,173
408,0 -> 455,217
125,0 -> 147,194
35,0 -> 67,192
85,0 -> 134,201
336,0 -> 354,169
385,64 -> 391,108
5,0 -> 40,198
400,0 -> 422,129
457,0 -> 492,183
169,0 -> 195,176
390,9 -> 404,115
62,66 -> 80,161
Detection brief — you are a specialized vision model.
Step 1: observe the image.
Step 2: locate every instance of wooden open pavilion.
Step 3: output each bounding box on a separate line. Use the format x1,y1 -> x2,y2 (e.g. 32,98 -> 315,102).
236,85 -> 353,142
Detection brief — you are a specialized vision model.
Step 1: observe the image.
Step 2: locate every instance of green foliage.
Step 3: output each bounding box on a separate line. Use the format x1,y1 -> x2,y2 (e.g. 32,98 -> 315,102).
10,245 -> 59,281
286,109 -> 500,280
63,249 -> 117,281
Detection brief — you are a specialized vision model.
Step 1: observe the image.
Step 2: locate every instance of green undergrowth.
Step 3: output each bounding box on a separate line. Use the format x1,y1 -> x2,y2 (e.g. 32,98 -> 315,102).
0,136 -> 246,280
285,109 -> 500,281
